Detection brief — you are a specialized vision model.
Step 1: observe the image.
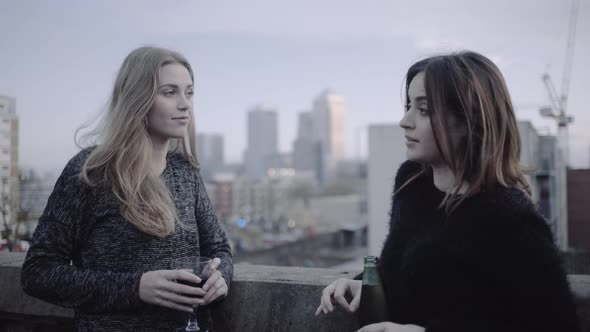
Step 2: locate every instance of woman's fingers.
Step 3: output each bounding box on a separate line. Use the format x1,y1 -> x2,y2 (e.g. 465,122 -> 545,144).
333,281 -> 352,311
209,257 -> 221,271
349,287 -> 362,312
155,297 -> 195,313
201,271 -> 228,304
167,269 -> 202,286
156,287 -> 201,306
321,283 -> 336,312
315,304 -> 323,316
202,269 -> 221,292
316,279 -> 363,316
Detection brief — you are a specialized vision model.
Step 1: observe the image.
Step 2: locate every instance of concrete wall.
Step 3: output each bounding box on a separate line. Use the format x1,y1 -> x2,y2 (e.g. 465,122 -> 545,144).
1,252 -> 590,331
0,253 -> 360,332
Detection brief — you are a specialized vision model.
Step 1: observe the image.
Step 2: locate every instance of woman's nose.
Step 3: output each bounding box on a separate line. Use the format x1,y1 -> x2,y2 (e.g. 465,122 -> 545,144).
399,110 -> 414,130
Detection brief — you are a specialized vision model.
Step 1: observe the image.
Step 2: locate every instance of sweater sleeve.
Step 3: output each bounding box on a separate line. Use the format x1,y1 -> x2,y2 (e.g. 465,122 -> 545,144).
194,169 -> 233,289
21,153 -> 144,313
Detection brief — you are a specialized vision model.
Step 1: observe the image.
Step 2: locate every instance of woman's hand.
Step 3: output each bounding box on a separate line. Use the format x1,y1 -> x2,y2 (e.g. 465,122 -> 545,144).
139,269 -> 204,312
357,322 -> 425,332
315,278 -> 362,315
200,257 -> 228,305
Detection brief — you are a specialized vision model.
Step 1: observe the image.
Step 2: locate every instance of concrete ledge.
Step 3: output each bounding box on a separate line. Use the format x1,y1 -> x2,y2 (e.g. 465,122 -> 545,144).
0,253 -> 360,331
1,252 -> 589,331
212,264 -> 360,331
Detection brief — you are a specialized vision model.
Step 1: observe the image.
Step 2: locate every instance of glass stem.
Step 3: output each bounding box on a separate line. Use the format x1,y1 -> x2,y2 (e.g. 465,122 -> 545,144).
186,305 -> 200,331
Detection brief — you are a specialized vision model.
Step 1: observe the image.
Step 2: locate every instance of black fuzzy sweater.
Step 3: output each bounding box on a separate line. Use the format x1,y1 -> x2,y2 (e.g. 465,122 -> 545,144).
376,161 -> 579,331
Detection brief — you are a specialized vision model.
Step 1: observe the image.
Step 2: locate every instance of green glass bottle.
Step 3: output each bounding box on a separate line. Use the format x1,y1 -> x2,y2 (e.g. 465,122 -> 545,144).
358,255 -> 389,327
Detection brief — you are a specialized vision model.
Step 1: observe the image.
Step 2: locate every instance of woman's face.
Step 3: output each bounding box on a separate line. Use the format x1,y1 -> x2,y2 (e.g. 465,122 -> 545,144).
399,72 -> 443,165
400,71 -> 465,167
147,63 -> 194,144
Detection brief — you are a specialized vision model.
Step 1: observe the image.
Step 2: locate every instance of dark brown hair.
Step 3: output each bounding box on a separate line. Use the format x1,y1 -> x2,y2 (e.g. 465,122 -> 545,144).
400,51 -> 531,213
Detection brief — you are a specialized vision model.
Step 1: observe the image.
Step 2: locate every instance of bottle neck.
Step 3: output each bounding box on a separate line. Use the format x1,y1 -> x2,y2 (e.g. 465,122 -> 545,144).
362,256 -> 380,286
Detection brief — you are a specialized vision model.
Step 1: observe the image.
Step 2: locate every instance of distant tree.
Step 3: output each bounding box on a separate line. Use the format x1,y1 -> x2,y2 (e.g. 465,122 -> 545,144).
0,176 -> 15,251
318,182 -> 355,197
0,170 -> 47,251
17,169 -> 46,242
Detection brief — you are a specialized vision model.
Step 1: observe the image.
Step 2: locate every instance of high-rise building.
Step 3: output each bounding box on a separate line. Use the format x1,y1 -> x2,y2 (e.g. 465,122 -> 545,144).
567,168 -> 590,250
196,133 -> 224,176
297,111 -> 313,138
210,173 -> 235,223
518,121 -> 569,249
312,90 -> 345,180
245,105 -> 278,178
537,135 -> 559,238
293,111 -> 317,173
367,124 -> 406,256
0,96 -> 19,231
518,121 -> 540,200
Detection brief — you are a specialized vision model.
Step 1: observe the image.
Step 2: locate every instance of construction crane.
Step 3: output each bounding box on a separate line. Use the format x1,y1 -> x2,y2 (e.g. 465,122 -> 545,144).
539,0 -> 579,164
539,0 -> 580,250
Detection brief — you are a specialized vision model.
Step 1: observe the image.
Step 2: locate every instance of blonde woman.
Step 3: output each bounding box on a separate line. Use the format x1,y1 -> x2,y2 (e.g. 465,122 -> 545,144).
316,51 -> 580,332
21,46 -> 232,331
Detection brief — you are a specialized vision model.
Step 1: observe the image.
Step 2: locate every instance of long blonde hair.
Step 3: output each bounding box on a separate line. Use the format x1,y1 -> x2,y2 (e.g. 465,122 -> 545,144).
77,46 -> 197,237
400,51 -> 531,214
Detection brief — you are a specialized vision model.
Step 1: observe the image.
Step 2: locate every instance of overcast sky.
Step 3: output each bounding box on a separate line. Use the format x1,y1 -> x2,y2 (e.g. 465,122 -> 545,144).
0,0 -> 588,172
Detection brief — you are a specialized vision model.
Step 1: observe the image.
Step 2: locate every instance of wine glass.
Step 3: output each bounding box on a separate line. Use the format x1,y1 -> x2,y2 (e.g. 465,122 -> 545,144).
174,256 -> 213,332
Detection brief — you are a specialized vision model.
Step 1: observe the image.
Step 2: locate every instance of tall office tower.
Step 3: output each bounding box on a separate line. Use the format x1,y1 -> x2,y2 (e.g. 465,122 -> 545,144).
293,111 -> 315,172
311,90 -> 345,181
244,105 -> 278,178
0,96 -> 19,230
197,133 -> 225,172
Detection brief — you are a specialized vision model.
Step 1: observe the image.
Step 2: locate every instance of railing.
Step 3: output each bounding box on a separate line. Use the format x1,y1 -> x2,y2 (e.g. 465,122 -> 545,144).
1,252 -> 589,331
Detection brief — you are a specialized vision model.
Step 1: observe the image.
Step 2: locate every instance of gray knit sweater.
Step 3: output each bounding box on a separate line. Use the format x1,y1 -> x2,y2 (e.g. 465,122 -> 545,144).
21,149 -> 233,331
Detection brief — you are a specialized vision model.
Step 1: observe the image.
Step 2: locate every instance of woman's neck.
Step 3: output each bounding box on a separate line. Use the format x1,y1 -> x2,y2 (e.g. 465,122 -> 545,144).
431,164 -> 455,193
151,139 -> 170,176
431,163 -> 469,194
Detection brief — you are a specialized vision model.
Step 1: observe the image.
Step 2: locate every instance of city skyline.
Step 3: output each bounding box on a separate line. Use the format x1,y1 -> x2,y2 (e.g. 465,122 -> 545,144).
0,0 -> 589,172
